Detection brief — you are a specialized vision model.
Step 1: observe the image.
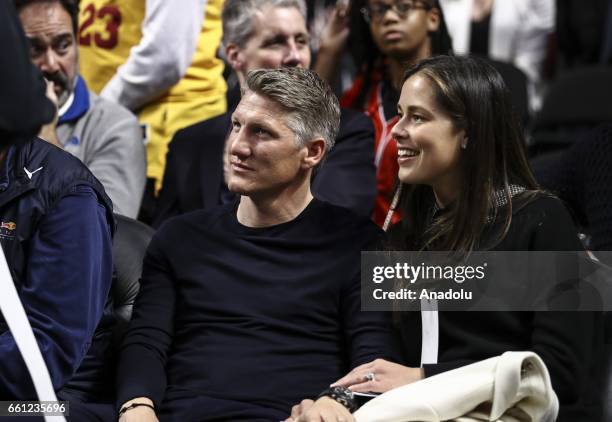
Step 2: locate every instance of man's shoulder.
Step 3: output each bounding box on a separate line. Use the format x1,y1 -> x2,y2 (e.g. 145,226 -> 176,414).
338,107 -> 374,135
17,138 -> 108,199
339,107 -> 371,126
156,201 -> 233,235
87,91 -> 140,126
21,137 -> 92,173
311,199 -> 382,236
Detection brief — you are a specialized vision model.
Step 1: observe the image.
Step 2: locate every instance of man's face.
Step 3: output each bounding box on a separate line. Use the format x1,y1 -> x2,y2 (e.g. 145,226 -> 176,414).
19,1 -> 78,107
226,91 -> 310,199
230,5 -> 311,76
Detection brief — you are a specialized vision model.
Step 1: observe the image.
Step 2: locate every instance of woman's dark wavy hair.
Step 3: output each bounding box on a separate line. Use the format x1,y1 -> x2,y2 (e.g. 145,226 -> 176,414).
394,55 -> 539,254
348,0 -> 453,108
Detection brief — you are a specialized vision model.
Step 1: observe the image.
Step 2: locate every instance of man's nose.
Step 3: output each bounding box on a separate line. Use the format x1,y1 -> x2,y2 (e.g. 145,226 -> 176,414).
38,49 -> 60,73
229,130 -> 251,158
283,40 -> 303,67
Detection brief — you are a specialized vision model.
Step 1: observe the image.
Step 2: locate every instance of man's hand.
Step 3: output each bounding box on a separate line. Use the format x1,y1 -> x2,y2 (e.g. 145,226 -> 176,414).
312,1 -> 350,85
118,406 -> 158,422
118,397 -> 158,422
38,79 -> 61,147
331,359 -> 424,394
285,399 -> 314,421
317,3 -> 350,55
285,397 -> 354,422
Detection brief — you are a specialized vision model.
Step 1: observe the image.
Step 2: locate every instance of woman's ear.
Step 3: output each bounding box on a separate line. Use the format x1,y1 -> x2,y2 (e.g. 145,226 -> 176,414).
427,6 -> 441,33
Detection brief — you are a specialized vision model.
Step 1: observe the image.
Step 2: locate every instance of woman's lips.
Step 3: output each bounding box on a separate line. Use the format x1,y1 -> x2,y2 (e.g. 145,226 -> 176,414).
397,148 -> 420,165
383,30 -> 403,41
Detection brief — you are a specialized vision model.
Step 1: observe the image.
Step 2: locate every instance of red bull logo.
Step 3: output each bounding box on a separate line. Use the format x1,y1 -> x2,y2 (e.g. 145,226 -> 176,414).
1,222 -> 16,231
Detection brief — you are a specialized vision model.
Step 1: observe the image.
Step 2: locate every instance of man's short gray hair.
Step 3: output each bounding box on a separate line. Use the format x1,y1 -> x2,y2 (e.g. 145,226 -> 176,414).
245,67 -> 340,152
222,0 -> 307,47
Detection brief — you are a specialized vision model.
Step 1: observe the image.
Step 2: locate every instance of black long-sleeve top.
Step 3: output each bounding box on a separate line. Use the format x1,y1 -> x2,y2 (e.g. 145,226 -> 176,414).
394,194 -> 605,421
117,199 -> 395,420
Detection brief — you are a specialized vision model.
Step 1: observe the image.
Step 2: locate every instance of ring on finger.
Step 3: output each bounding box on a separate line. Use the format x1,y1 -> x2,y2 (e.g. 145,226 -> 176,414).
364,371 -> 376,382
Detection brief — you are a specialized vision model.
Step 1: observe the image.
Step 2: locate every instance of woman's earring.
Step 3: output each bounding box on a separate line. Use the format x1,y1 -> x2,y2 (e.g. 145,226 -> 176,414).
461,138 -> 468,149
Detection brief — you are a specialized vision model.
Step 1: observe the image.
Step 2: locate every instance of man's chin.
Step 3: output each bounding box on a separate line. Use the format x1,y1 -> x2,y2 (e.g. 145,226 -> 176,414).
227,181 -> 249,196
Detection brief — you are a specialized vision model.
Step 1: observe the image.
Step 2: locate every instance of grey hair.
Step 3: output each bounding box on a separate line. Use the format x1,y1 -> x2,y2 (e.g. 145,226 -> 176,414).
222,0 -> 307,47
245,67 -> 340,152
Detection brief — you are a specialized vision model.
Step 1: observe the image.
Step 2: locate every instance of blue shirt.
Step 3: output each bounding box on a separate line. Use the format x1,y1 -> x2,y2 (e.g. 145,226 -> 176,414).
0,146 -> 113,398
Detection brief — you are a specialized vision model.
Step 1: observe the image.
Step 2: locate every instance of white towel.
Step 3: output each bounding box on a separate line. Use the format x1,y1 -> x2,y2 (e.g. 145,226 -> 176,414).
354,351 -> 558,422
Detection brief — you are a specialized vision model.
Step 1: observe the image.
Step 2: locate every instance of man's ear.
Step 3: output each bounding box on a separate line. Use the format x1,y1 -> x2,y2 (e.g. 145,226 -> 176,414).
426,6 -> 441,33
226,43 -> 244,72
301,138 -> 326,170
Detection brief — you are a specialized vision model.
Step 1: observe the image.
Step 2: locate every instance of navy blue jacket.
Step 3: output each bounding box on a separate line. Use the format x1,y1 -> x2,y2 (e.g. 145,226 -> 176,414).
0,138 -> 115,400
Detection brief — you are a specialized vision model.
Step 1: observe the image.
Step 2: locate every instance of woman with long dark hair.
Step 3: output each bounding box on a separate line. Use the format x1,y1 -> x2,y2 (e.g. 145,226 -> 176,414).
288,55 -> 603,422
315,0 -> 453,227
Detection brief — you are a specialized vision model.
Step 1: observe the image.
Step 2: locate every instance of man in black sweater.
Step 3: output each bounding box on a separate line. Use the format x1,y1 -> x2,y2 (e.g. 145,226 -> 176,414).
116,68 -> 394,422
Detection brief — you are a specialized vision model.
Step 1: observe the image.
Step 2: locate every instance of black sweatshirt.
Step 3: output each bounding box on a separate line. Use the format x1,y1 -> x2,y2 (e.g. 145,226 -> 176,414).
395,194 -> 605,421
117,199 -> 395,421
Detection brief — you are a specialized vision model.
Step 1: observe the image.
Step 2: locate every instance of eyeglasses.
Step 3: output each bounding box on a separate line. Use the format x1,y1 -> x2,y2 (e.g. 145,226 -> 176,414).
360,1 -> 431,23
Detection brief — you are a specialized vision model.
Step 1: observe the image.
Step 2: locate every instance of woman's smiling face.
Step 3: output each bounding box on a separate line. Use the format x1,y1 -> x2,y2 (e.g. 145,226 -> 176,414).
392,73 -> 466,203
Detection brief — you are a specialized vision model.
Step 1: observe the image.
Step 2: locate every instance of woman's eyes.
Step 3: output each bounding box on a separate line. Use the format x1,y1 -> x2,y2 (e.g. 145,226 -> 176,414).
397,113 -> 425,123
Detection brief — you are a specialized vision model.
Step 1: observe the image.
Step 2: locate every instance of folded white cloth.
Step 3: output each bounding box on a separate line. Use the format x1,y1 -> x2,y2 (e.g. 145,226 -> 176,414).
354,351 -> 558,422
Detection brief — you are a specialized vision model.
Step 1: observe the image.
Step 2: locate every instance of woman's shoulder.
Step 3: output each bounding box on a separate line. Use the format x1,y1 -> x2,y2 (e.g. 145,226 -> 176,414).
511,191 -> 573,223
496,191 -> 582,251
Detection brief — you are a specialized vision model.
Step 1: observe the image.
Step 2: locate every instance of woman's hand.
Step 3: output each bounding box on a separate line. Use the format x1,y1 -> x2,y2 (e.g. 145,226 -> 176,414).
285,397 -> 354,422
331,359 -> 424,393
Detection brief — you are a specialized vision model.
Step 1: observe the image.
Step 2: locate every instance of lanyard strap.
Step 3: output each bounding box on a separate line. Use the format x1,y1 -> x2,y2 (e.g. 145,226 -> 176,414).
381,186 -> 439,364
0,248 -> 66,422
420,298 -> 439,365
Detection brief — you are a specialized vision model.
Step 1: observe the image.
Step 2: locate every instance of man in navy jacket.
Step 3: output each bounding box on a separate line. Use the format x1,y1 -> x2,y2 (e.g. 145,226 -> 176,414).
0,1 -> 114,414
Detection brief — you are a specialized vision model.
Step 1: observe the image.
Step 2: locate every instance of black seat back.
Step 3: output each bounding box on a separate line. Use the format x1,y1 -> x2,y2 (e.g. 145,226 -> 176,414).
530,66 -> 612,156
111,214 -> 155,346
486,58 -> 530,127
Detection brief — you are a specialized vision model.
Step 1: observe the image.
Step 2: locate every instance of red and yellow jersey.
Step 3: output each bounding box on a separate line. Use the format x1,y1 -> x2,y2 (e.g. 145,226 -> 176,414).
78,0 -> 226,103
77,0 -> 227,188
78,0 -> 144,93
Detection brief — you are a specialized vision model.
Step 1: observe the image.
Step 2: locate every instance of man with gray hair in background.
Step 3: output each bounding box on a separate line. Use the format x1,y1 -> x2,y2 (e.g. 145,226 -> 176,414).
153,0 -> 376,226
115,67 -> 393,421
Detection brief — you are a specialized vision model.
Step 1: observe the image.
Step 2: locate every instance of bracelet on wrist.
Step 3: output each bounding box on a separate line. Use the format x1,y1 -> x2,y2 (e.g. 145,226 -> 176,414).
317,386 -> 358,412
119,402 -> 155,416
